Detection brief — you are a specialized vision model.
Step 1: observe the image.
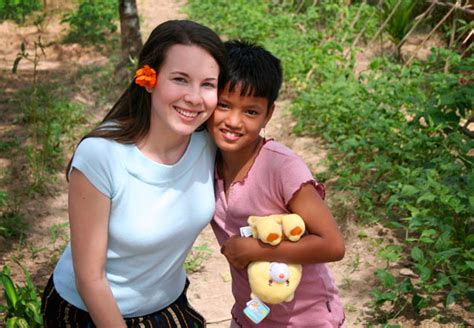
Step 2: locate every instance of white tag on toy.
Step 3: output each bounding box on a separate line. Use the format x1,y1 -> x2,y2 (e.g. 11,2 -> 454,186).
243,297 -> 270,324
240,226 -> 253,237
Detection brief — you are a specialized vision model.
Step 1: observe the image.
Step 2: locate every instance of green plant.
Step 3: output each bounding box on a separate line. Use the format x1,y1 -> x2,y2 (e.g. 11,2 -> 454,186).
49,223 -> 69,264
13,40 -> 86,191
0,0 -> 42,23
0,264 -> 42,327
27,244 -> 48,260
17,88 -> 86,192
184,243 -> 212,273
380,0 -> 417,46
187,0 -> 473,323
0,191 -> 26,239
61,0 -> 118,45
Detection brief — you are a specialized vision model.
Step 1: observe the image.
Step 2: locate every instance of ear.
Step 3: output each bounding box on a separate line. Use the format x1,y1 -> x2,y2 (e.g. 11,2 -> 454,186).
248,216 -> 258,226
145,86 -> 154,93
264,104 -> 275,127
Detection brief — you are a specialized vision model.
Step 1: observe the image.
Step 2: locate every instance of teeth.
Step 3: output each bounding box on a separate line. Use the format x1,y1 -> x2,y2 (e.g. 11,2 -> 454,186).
176,107 -> 198,118
224,130 -> 241,137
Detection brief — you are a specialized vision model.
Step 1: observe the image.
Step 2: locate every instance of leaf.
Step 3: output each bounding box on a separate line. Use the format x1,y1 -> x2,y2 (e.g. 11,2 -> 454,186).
416,192 -> 436,204
25,302 -> 42,324
12,57 -> 22,74
398,278 -> 413,294
16,318 -> 29,328
375,269 -> 396,288
411,247 -> 424,262
432,274 -> 450,290
6,317 -> 19,328
371,288 -> 397,304
401,184 -> 418,197
0,272 -> 18,310
446,290 -> 458,306
419,229 -> 437,243
416,264 -> 432,282
378,245 -> 402,262
466,261 -> 474,270
412,293 -> 428,311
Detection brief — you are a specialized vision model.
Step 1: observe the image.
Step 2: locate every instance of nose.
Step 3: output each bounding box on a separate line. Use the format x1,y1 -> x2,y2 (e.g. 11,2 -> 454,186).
224,110 -> 243,129
183,87 -> 202,106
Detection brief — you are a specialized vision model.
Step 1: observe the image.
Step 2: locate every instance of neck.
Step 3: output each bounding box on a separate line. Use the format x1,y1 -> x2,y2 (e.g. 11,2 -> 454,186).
137,117 -> 191,165
218,137 -> 263,182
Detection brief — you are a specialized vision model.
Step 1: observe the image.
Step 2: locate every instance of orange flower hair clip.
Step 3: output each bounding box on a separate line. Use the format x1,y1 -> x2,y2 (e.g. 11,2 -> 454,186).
135,64 -> 157,89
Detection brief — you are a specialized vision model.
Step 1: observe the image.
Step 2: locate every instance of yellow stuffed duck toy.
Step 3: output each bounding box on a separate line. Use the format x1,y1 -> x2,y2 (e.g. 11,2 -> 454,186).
246,214 -> 305,305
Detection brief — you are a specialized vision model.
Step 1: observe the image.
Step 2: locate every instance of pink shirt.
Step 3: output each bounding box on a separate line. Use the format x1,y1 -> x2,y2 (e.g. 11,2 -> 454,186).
211,140 -> 345,327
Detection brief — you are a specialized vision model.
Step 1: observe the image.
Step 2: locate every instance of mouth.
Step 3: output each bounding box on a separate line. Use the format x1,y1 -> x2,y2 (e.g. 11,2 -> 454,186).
220,128 -> 243,141
175,106 -> 200,119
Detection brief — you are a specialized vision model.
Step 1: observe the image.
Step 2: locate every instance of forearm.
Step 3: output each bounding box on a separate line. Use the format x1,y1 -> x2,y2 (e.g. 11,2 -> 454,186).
251,234 -> 345,264
76,277 -> 126,328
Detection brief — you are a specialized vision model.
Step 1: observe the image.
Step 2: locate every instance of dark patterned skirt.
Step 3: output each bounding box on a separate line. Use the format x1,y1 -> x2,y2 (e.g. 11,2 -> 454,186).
41,275 -> 205,328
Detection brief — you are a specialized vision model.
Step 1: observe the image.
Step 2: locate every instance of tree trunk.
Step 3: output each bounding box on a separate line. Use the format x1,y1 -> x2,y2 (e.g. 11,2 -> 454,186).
118,0 -> 142,66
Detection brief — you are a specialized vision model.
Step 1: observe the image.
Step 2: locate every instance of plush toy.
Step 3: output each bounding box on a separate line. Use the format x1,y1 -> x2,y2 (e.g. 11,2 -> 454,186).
246,214 -> 305,305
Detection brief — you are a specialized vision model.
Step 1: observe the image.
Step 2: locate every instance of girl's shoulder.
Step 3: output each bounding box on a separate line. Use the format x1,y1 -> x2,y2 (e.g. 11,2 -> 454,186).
261,139 -> 302,161
75,136 -> 124,158
258,139 -> 313,178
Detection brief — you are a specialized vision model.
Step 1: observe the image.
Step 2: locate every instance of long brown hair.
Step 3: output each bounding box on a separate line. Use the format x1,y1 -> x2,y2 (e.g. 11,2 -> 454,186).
66,20 -> 227,178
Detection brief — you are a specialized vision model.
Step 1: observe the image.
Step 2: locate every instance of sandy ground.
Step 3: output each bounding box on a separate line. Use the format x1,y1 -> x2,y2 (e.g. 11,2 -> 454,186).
0,1 -> 472,327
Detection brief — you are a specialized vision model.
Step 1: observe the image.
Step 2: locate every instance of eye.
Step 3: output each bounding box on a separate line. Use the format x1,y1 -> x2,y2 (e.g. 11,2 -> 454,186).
246,109 -> 259,116
202,82 -> 217,89
217,102 -> 229,109
173,77 -> 187,83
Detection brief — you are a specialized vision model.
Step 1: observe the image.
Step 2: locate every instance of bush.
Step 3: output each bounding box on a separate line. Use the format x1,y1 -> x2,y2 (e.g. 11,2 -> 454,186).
61,0 -> 118,45
0,264 -> 42,327
0,0 -> 42,23
187,0 -> 474,320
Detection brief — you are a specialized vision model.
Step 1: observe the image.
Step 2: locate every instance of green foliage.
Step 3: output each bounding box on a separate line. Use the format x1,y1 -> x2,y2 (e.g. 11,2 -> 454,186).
49,223 -> 69,265
22,87 -> 86,168
185,243 -> 212,273
380,0 -> 417,45
61,0 -> 118,45
293,51 -> 473,316
187,0 -> 377,82
187,0 -> 474,322
0,0 -> 42,23
13,37 -> 87,191
10,83 -> 86,193
0,264 -> 42,327
0,192 -> 26,239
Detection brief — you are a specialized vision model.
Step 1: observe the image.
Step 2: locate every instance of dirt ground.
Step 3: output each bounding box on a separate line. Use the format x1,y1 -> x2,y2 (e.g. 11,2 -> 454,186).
0,1 -> 472,327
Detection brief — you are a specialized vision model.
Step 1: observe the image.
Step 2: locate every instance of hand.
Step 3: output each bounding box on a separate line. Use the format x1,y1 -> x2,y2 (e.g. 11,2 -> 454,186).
220,236 -> 259,270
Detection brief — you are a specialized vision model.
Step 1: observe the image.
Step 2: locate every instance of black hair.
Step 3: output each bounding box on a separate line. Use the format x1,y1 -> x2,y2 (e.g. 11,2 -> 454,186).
224,40 -> 282,109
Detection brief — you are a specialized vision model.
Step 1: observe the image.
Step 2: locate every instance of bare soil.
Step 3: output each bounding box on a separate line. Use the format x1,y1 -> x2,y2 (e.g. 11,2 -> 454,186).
0,1 -> 472,327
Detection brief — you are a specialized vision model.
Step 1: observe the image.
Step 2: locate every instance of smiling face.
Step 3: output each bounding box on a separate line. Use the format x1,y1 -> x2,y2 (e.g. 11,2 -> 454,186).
148,44 -> 220,138
207,83 -> 274,157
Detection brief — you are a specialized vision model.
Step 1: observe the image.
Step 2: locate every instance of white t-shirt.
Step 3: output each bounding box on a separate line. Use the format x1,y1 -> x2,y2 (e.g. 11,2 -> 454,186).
53,131 -> 215,317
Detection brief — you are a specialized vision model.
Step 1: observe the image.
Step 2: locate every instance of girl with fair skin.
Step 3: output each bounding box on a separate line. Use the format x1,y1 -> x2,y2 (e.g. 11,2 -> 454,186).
41,20 -> 227,328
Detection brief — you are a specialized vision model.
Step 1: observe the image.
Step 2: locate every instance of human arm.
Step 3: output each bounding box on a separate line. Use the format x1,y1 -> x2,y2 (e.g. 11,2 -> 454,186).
220,183 -> 345,270
69,169 -> 126,328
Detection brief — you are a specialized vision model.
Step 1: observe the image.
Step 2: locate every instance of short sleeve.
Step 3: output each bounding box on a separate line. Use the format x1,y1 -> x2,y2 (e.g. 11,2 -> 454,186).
69,138 -> 115,198
279,153 -> 325,205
